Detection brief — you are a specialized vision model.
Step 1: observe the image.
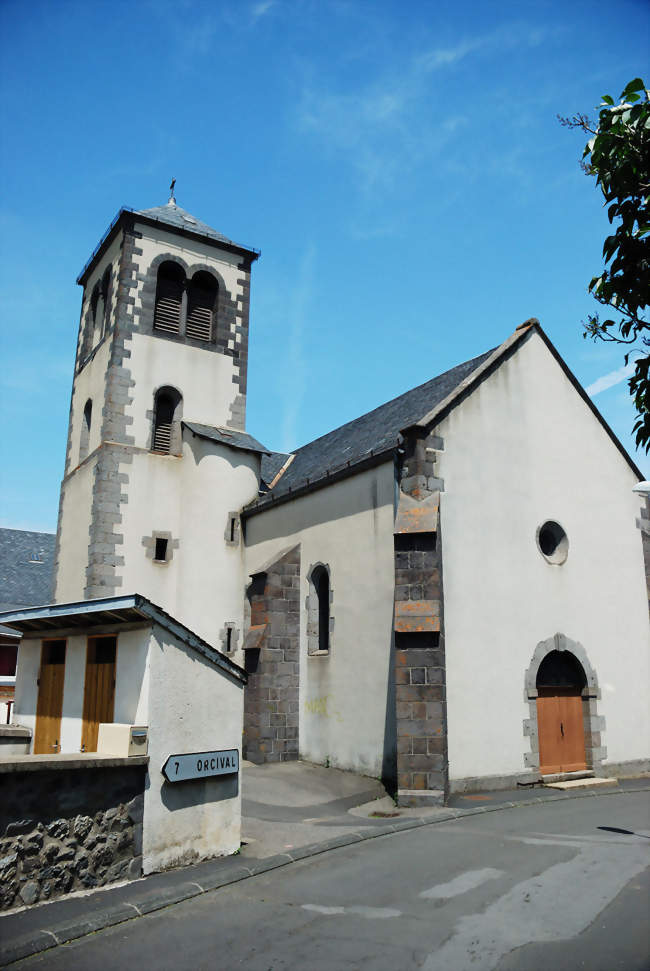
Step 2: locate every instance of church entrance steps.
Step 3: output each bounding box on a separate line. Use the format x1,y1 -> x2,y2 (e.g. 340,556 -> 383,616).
544,776 -> 619,790
541,769 -> 594,783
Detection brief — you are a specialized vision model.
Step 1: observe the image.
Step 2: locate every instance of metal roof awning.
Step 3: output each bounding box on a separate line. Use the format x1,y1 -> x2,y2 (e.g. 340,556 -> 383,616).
0,594 -> 246,684
0,596 -> 151,635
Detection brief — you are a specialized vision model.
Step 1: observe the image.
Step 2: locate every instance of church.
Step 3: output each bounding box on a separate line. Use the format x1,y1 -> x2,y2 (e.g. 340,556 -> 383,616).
4,193 -> 649,809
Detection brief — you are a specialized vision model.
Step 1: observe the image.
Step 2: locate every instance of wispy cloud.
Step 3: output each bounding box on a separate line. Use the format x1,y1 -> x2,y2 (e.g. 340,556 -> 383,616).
281,243 -> 315,450
251,0 -> 277,23
586,360 -> 637,397
296,23 -> 553,193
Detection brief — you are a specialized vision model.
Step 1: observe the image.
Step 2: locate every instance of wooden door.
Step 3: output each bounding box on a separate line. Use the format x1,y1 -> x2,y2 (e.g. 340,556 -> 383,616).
81,636 -> 117,753
537,687 -> 587,774
33,640 -> 66,754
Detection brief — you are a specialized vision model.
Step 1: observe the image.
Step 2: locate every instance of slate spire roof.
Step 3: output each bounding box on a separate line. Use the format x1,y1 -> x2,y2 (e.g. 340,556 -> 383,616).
137,200 -> 237,247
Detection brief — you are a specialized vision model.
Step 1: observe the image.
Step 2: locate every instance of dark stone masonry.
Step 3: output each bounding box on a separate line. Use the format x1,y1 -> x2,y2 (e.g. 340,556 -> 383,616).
393,431 -> 449,806
243,546 -> 301,764
0,763 -> 146,911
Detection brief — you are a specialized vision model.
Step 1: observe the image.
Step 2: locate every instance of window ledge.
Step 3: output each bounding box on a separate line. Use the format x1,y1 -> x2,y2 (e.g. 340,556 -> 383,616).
308,650 -> 330,658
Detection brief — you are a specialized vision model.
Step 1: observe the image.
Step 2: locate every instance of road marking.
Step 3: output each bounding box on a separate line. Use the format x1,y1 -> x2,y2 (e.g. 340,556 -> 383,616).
422,844 -> 649,971
420,868 -> 504,900
302,904 -> 401,919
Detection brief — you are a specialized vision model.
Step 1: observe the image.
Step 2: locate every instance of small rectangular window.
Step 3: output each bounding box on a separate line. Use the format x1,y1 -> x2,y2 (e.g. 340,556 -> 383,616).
226,627 -> 233,653
154,537 -> 168,562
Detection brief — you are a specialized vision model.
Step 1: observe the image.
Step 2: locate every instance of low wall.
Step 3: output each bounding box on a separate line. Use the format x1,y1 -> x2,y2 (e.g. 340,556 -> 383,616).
0,726 -> 31,757
0,755 -> 147,911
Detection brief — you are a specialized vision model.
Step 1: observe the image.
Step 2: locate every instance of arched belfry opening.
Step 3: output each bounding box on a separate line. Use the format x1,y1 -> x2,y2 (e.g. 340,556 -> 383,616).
523,633 -> 605,778
151,386 -> 182,454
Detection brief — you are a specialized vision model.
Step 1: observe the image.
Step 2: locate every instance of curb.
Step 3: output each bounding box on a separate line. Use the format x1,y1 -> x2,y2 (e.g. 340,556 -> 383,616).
2,783 -> 648,967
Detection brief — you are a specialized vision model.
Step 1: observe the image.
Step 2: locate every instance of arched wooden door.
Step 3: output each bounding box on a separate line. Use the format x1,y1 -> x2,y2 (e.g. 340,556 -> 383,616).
536,651 -> 587,775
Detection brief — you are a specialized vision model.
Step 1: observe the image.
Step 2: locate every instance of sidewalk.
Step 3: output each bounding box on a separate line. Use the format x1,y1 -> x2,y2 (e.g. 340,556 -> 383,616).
1,764 -> 647,967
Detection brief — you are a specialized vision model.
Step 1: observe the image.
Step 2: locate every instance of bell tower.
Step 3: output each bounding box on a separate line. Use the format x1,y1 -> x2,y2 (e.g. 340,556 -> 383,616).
52,193 -> 261,645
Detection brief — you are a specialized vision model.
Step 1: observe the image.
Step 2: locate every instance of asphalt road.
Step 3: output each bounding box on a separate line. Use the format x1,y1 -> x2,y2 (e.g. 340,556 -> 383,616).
16,790 -> 650,971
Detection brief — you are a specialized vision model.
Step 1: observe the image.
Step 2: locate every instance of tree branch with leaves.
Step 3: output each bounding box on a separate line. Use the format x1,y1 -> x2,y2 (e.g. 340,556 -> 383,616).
559,78 -> 650,451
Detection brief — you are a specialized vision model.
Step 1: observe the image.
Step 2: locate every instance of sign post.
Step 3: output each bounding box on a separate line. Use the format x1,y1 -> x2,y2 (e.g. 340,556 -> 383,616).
162,749 -> 239,783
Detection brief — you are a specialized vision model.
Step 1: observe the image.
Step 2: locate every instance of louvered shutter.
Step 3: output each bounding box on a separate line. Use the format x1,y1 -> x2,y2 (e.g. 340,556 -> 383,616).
153,420 -> 172,452
154,278 -> 182,334
152,395 -> 175,453
186,286 -> 213,341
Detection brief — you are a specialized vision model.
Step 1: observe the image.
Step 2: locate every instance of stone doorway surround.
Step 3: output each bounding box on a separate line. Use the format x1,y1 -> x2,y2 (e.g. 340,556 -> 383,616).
523,633 -> 606,776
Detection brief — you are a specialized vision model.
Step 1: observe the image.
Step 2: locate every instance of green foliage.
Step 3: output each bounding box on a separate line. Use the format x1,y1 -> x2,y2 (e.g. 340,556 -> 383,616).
561,79 -> 650,451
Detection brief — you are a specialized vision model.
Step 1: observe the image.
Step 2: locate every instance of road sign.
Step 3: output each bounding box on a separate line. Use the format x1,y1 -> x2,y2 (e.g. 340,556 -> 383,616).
162,749 -> 239,783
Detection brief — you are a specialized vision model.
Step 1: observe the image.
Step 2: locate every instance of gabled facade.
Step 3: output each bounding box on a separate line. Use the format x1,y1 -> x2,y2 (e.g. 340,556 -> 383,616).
240,322 -> 650,804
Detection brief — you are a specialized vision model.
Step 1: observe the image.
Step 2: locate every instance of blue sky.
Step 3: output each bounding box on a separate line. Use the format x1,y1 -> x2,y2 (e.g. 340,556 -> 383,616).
1,0 -> 648,532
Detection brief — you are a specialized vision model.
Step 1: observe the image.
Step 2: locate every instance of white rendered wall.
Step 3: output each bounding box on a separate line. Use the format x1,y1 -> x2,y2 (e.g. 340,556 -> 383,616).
143,625 -> 243,872
67,337 -> 112,474
13,629 -> 150,754
54,457 -> 95,602
117,434 -> 258,647
131,223 -> 246,432
127,331 -> 239,441
438,331 -> 649,783
13,640 -> 40,744
244,462 -> 396,778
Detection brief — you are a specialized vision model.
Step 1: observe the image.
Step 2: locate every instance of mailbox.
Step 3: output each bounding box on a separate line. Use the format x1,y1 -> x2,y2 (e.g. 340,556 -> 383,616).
97,723 -> 148,757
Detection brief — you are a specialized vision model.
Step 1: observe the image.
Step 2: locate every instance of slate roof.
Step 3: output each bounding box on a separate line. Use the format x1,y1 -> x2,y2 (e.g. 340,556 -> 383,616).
250,347 -> 496,510
137,202 -> 242,248
260,451 -> 291,488
0,529 -> 56,612
183,422 -> 270,455
78,201 -> 259,285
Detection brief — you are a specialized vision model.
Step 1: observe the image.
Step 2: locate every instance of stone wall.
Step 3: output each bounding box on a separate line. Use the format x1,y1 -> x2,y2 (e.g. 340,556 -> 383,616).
243,546 -> 300,763
0,761 -> 146,911
393,431 -> 449,807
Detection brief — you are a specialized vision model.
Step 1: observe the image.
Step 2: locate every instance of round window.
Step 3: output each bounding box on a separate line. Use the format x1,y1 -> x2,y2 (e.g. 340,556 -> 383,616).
536,520 -> 568,565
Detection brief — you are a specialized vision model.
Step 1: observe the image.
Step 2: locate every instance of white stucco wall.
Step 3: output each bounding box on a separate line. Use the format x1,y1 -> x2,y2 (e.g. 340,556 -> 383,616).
438,331 -> 649,783
118,435 -> 258,647
54,458 -> 95,602
143,624 -> 243,873
68,337 -> 112,474
13,640 -> 40,742
244,462 -> 396,778
127,332 -> 239,444
13,628 -> 151,754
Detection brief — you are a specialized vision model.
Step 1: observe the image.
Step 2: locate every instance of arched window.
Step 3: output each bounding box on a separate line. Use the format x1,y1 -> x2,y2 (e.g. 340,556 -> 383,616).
79,398 -> 92,462
154,262 -> 185,335
308,564 -> 331,655
187,271 -> 217,341
100,266 -> 111,336
152,386 -> 182,454
90,285 -> 100,328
